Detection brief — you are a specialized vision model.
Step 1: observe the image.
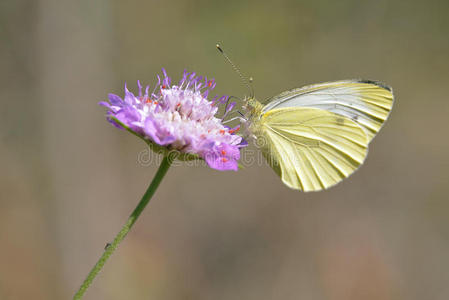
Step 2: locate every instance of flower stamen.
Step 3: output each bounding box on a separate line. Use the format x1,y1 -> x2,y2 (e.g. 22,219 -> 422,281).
228,126 -> 240,134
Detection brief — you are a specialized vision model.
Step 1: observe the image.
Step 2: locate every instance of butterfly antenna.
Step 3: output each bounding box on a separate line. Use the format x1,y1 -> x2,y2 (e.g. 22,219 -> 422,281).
216,44 -> 254,98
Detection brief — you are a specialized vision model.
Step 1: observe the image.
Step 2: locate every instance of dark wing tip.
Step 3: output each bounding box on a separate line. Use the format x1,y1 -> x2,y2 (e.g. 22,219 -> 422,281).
357,79 -> 392,92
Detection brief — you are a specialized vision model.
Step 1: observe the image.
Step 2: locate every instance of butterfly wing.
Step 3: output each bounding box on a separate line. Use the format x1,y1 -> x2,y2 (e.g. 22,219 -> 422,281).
256,107 -> 369,191
262,80 -> 394,141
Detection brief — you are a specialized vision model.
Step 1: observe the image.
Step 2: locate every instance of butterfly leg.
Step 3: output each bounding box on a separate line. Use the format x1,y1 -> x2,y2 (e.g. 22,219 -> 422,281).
222,116 -> 246,124
222,109 -> 247,124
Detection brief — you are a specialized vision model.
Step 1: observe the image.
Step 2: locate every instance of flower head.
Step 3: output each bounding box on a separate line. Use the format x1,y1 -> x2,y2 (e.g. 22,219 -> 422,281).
100,69 -> 245,171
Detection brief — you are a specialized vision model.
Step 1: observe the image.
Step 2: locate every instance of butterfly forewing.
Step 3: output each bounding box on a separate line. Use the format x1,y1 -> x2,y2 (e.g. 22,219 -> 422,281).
262,80 -> 394,141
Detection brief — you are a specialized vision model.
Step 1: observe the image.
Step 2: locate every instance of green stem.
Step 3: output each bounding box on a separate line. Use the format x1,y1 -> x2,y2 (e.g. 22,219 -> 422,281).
73,155 -> 173,300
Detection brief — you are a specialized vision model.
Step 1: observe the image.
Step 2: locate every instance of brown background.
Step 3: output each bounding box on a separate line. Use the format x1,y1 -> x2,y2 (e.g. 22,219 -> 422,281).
1,0 -> 449,299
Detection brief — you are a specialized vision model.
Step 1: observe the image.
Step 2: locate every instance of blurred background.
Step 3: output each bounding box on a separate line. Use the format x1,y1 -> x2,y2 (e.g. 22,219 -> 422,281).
1,0 -> 449,299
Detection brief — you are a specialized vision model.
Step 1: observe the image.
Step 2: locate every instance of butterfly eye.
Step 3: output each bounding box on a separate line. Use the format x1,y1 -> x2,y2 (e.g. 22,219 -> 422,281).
246,99 -> 256,108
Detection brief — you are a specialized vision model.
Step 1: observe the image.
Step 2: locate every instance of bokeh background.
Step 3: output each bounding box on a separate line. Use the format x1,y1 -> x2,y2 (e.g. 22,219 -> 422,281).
1,0 -> 449,299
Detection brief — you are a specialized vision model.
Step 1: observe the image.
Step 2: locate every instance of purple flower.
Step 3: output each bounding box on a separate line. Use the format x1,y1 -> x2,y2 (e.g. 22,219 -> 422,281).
100,69 -> 246,171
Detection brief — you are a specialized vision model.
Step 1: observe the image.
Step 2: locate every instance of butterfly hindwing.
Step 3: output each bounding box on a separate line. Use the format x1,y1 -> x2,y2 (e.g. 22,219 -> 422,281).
257,107 -> 369,191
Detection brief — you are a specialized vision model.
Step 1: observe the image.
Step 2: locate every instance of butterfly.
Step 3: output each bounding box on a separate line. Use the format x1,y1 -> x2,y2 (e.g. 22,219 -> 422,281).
242,80 -> 394,191
216,44 -> 394,191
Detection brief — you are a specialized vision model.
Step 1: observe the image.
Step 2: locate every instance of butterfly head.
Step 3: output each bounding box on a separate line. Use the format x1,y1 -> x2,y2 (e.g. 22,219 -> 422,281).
243,97 -> 263,117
